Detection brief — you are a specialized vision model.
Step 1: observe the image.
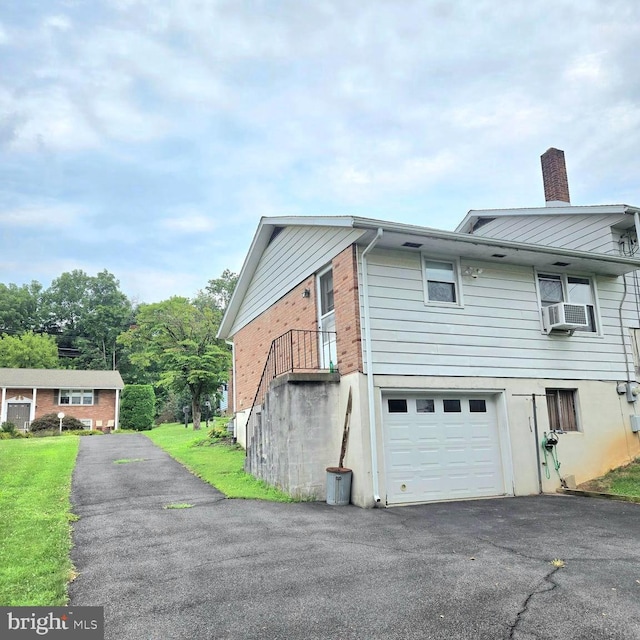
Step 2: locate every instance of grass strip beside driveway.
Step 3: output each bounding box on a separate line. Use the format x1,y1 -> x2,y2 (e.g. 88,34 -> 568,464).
578,456 -> 640,497
0,437 -> 79,605
144,423 -> 292,502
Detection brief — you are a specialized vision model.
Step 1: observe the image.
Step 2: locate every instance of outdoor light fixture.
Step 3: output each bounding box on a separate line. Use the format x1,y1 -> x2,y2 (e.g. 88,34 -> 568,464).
462,267 -> 483,278
302,288 -> 311,298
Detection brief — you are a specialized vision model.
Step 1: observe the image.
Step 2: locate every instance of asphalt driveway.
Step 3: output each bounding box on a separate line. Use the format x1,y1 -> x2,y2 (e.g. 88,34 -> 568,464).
69,434 -> 640,640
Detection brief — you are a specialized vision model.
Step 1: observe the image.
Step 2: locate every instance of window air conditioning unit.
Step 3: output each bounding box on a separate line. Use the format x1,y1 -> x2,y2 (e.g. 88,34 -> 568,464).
542,303 -> 589,334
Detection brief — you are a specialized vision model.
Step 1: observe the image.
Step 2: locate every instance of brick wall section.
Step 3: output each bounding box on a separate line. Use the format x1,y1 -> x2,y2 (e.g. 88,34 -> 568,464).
232,244 -> 364,412
28,388 -> 117,426
234,276 -> 318,411
332,244 -> 363,375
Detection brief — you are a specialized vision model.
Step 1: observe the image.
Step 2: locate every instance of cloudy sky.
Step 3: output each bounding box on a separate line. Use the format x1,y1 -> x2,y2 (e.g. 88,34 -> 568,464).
1,1 -> 640,302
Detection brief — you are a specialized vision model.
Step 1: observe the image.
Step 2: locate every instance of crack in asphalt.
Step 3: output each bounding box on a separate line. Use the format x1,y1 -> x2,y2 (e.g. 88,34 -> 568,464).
507,565 -> 561,639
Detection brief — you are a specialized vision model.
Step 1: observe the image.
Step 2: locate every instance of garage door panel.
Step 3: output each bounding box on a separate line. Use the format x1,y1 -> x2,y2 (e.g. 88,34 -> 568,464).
383,392 -> 506,505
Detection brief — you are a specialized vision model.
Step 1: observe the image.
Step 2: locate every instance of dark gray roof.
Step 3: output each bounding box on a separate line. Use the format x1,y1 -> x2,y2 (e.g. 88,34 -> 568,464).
0,368 -> 125,389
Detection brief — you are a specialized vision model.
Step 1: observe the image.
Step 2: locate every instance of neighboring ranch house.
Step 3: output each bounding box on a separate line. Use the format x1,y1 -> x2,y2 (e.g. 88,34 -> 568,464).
218,151 -> 640,508
0,368 -> 124,431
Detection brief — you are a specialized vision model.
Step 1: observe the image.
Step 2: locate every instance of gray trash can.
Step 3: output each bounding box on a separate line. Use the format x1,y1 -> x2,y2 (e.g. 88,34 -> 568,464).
326,467 -> 352,506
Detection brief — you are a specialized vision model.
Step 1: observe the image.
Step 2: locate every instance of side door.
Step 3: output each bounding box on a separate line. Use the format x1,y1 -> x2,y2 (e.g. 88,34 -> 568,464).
317,266 -> 337,369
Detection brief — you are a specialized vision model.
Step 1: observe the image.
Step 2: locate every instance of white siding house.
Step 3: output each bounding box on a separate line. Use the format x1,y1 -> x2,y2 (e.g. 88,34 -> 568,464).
220,215 -> 640,508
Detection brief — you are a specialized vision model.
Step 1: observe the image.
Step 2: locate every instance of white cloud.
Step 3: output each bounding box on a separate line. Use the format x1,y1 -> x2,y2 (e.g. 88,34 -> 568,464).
43,15 -> 72,31
0,203 -> 84,228
160,212 -> 217,234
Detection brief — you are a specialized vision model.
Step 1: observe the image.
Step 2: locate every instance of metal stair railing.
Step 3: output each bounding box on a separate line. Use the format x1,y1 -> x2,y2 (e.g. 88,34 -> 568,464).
244,329 -> 337,455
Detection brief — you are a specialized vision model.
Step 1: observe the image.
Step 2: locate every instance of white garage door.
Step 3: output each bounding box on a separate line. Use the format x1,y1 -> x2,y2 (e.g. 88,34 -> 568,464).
383,393 -> 507,505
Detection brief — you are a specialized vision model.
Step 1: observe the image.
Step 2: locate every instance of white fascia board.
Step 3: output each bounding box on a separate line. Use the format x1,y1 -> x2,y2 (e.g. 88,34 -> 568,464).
217,218 -> 273,340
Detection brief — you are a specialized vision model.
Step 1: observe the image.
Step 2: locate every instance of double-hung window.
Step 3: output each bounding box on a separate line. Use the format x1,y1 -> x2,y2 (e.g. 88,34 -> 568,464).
424,259 -> 459,304
59,389 -> 94,405
537,273 -> 597,332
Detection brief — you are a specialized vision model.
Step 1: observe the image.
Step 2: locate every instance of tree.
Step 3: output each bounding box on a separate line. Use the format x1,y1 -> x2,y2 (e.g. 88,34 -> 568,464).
201,269 -> 238,312
118,297 -> 231,430
41,269 -> 133,369
0,281 -> 44,334
0,332 -> 59,368
120,385 -> 155,431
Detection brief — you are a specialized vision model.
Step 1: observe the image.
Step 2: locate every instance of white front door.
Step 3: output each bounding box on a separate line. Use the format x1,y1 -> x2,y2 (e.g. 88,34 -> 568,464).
317,267 -> 337,370
383,393 -> 506,505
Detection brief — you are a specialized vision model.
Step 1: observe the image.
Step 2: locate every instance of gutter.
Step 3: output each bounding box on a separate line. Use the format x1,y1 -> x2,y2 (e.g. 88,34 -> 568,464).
361,228 -> 383,505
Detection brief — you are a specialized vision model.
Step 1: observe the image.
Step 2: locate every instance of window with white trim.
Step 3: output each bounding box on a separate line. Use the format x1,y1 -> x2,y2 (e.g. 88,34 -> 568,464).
424,259 -> 459,304
537,273 -> 597,332
59,389 -> 94,405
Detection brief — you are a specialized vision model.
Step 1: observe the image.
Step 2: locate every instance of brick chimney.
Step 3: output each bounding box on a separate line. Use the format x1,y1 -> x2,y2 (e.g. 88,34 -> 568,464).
541,147 -> 571,206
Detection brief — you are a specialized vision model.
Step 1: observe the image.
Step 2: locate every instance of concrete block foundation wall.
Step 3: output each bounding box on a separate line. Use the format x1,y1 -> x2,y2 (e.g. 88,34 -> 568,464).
247,373 -> 342,500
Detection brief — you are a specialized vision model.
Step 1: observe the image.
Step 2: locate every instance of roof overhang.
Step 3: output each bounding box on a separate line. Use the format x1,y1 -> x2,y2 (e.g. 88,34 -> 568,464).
352,222 -> 640,277
218,215 -> 640,339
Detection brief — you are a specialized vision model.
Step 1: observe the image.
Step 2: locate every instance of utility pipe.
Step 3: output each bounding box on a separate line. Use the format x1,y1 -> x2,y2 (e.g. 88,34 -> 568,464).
531,394 -> 543,494
362,228 -> 383,505
618,273 -> 635,382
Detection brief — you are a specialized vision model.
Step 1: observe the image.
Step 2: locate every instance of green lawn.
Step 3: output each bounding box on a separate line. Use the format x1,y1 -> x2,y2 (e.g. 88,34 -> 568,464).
0,436 -> 79,605
144,422 -> 292,501
578,457 -> 640,497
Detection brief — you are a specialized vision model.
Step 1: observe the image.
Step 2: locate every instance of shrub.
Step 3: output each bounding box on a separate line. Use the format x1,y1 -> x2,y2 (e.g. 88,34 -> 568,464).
0,432 -> 11,440
32,429 -> 60,438
207,418 -> 232,440
1,421 -> 17,434
120,385 -> 155,431
29,413 -> 86,432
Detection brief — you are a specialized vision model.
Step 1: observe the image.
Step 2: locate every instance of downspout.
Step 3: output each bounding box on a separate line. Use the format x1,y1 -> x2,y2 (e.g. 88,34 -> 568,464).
227,341 -> 236,414
1,387 -> 6,423
618,273 -> 635,382
362,228 -> 383,505
226,340 -> 238,441
531,395 -> 543,494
